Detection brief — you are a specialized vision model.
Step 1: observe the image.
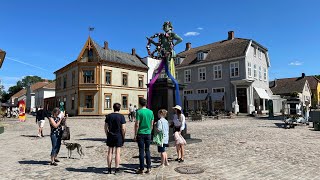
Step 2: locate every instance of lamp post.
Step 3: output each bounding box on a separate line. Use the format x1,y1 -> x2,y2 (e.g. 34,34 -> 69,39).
0,49 -> 6,69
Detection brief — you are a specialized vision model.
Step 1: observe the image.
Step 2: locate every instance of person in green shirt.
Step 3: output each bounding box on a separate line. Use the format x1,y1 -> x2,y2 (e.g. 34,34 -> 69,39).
134,98 -> 154,174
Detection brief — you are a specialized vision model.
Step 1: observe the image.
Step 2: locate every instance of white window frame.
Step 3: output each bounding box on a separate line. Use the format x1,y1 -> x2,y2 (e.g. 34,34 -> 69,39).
184,69 -> 191,83
183,90 -> 193,95
253,47 -> 257,57
197,52 -> 204,60
258,48 -> 262,59
263,67 -> 267,81
212,87 -> 225,93
197,88 -> 208,94
259,66 -> 262,80
213,64 -> 222,80
198,67 -> 206,81
253,64 -> 257,79
247,62 -> 252,78
230,62 -> 239,78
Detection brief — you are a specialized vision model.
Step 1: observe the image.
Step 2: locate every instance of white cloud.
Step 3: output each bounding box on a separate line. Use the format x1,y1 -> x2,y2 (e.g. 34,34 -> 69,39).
197,27 -> 203,30
288,61 -> 303,66
184,32 -> 200,37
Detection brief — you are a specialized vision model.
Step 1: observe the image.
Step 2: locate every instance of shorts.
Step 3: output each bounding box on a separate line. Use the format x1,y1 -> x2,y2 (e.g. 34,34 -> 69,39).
157,144 -> 168,153
107,134 -> 123,147
38,120 -> 45,128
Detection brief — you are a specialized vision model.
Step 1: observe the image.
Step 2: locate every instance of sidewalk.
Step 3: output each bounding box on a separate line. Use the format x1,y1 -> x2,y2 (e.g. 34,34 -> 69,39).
1,115 -> 320,179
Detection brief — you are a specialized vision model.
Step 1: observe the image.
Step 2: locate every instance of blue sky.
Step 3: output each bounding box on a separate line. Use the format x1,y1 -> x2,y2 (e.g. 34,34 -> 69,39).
1,0 -> 319,90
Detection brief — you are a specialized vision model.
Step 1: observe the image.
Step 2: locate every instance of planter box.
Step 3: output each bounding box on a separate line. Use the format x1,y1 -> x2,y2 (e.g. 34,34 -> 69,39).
0,126 -> 4,134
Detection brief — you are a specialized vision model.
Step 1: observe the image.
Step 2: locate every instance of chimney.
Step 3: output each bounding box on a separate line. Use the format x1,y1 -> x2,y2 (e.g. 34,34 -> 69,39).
132,48 -> 136,56
301,73 -> 305,78
228,31 -> 234,40
104,41 -> 108,49
185,42 -> 191,51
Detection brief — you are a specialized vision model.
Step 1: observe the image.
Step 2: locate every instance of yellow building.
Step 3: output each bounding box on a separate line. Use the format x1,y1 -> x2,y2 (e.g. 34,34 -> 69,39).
54,37 -> 148,116
305,76 -> 320,107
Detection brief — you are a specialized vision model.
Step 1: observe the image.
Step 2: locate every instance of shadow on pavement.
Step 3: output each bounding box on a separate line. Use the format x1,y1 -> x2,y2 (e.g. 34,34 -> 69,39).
18,160 -> 49,165
274,123 -> 285,128
78,138 -> 134,143
120,163 -> 140,174
66,167 -> 107,174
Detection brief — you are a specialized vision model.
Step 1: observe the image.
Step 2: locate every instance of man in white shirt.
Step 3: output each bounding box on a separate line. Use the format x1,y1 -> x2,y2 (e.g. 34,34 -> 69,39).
128,104 -> 134,122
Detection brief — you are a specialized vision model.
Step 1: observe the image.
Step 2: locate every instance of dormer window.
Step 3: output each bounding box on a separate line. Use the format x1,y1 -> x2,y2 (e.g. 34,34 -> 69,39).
197,52 -> 204,60
175,57 -> 181,65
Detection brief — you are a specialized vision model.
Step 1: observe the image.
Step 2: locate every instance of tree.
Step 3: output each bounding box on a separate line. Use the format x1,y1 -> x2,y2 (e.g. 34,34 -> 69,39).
17,75 -> 43,88
315,75 -> 320,80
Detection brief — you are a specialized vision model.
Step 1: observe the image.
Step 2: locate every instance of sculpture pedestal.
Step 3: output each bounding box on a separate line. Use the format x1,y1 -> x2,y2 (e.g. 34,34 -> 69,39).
148,78 -> 190,141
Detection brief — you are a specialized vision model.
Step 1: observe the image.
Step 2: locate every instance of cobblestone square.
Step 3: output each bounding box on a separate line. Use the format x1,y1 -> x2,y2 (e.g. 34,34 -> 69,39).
1,115 -> 320,180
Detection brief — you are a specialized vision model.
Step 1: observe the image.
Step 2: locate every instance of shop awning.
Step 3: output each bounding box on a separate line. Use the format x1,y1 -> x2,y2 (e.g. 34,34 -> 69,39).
207,92 -> 224,101
184,94 -> 208,101
254,87 -> 270,99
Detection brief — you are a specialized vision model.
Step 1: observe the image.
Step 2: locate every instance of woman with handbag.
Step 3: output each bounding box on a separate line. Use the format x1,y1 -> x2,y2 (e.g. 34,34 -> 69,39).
172,105 -> 186,163
48,107 -> 66,166
155,109 -> 169,167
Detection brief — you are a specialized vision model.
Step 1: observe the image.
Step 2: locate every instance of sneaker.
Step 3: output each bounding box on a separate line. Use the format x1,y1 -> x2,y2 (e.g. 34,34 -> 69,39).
175,158 -> 180,161
50,162 -> 58,166
178,159 -> 184,163
54,159 -> 60,162
145,168 -> 151,174
136,169 -> 144,174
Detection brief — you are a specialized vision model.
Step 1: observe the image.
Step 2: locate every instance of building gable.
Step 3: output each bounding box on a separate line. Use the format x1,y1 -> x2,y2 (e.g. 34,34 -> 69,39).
77,37 -> 101,62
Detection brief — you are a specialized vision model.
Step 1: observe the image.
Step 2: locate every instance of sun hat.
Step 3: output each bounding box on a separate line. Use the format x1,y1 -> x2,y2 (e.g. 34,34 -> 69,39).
172,105 -> 182,111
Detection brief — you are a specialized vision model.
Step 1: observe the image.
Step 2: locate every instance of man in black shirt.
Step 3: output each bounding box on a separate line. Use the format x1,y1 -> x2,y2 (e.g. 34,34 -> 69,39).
105,103 -> 126,174
36,106 -> 47,137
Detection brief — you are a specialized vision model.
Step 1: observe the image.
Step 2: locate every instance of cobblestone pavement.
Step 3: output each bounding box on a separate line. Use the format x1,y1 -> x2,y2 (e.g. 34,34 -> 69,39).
1,115 -> 320,180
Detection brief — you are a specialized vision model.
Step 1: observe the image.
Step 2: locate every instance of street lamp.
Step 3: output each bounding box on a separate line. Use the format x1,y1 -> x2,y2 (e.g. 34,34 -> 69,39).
0,49 -> 6,69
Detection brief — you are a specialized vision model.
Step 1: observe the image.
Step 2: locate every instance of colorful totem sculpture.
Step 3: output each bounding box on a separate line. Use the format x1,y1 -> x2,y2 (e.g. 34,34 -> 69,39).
146,21 -> 183,109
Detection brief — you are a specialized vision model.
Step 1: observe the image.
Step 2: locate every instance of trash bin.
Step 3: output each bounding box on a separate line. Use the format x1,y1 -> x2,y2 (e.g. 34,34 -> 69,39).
310,110 -> 320,131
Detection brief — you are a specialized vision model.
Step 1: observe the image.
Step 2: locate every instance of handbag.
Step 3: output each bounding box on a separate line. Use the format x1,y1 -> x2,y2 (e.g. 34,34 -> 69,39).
61,121 -> 70,140
153,120 -> 164,146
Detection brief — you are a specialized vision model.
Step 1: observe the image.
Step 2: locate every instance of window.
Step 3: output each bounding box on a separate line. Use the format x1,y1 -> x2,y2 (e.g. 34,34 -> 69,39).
213,64 -> 222,80
197,89 -> 208,94
71,96 -> 75,110
57,77 -> 61,89
105,71 -> 111,85
253,64 -> 257,79
253,47 -> 257,57
197,52 -> 204,60
259,66 -> 262,80
258,48 -> 262,59
212,88 -> 225,93
184,70 -> 191,83
198,67 -> 206,81
83,70 -> 94,83
72,71 -> 75,86
138,75 -> 144,88
104,94 -> 112,109
63,75 -> 67,89
85,95 -> 94,108
248,62 -> 252,78
230,62 -> 239,77
88,49 -> 94,62
122,95 -> 128,109
184,90 -> 193,94
263,68 -> 267,81
175,57 -> 181,65
122,73 -> 128,86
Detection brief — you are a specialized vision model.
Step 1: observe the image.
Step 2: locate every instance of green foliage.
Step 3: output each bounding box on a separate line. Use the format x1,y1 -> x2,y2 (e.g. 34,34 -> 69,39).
1,75 -> 52,103
17,75 -> 43,88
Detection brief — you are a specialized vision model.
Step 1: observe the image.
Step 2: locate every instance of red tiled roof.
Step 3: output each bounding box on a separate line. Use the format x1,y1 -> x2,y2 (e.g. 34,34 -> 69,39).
30,81 -> 49,91
43,81 -> 55,89
11,89 -> 26,98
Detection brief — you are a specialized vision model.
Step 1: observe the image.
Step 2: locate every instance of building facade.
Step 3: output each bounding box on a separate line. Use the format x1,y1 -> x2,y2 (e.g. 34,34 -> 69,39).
34,82 -> 55,108
176,31 -> 272,114
55,37 -> 148,116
